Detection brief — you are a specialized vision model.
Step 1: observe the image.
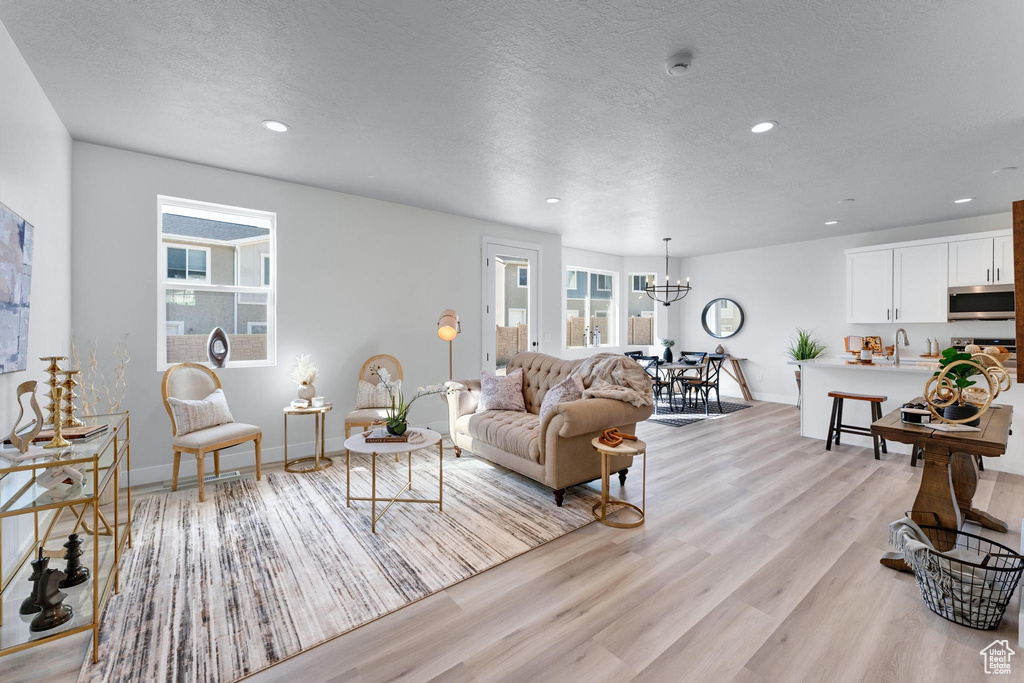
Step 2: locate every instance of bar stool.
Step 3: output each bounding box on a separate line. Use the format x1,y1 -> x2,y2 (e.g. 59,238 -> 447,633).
825,391 -> 888,460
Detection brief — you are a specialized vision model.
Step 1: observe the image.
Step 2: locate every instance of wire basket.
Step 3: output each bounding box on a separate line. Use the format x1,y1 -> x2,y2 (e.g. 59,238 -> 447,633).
902,517 -> 1024,630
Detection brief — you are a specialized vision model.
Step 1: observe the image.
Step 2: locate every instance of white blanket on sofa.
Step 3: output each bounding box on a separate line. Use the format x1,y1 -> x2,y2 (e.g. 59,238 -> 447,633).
570,353 -> 654,408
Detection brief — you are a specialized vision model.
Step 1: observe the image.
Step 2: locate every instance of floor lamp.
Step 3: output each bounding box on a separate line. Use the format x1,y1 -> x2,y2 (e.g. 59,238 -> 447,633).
437,309 -> 460,380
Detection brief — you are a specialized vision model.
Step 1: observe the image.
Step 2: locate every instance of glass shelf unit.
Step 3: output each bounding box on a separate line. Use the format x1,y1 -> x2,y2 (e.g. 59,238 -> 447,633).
0,412 -> 131,664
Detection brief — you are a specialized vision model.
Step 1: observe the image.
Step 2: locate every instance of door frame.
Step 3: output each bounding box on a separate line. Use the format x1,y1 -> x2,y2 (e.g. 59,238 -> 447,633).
481,236 -> 543,372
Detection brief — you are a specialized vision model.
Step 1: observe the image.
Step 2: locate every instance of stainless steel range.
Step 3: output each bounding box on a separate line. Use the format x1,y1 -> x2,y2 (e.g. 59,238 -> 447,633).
950,337 -> 1017,364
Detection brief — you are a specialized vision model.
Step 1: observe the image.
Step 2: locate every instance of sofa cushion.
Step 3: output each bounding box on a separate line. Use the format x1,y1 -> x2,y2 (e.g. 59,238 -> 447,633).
507,352 -> 583,414
478,369 -> 526,412
539,374 -> 584,421
455,410 -> 541,463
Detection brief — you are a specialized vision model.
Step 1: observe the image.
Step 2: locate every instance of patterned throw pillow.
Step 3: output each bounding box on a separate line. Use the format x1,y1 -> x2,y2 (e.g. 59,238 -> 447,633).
355,379 -> 402,409
478,368 -> 526,412
167,389 -> 235,436
539,375 -> 585,421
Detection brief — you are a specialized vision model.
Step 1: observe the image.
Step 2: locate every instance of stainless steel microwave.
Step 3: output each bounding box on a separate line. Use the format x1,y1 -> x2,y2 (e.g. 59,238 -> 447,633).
947,284 -> 1015,321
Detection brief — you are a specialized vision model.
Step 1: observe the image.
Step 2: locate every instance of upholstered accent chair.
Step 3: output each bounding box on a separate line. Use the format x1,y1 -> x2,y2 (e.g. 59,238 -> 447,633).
447,352 -> 653,506
161,363 -> 262,501
344,354 -> 403,440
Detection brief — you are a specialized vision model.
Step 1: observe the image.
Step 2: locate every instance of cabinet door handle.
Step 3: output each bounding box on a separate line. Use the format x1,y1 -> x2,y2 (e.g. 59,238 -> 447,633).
997,267 -> 1000,281
987,268 -> 991,282
895,307 -> 899,320
887,308 -> 890,320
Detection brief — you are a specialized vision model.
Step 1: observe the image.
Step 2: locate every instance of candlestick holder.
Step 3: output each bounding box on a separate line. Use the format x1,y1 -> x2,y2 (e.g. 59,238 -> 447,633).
60,370 -> 85,428
39,356 -> 68,427
43,386 -> 72,450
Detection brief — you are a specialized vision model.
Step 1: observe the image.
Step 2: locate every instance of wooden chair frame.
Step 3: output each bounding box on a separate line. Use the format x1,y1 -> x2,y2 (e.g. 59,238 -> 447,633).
161,362 -> 262,501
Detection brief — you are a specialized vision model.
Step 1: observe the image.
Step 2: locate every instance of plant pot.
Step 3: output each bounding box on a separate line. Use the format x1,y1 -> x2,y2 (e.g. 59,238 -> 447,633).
297,383 -> 315,401
794,369 -> 801,408
386,420 -> 408,436
663,347 -> 673,363
943,402 -> 980,427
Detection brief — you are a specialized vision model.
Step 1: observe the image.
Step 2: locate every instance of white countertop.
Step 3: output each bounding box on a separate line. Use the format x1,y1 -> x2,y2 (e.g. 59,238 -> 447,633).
789,356 -> 940,373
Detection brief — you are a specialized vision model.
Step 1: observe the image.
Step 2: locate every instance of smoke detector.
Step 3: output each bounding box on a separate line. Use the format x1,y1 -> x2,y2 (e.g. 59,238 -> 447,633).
666,50 -> 693,76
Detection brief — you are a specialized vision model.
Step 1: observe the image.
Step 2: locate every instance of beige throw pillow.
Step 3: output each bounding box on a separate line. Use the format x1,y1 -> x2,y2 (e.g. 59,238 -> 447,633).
355,379 -> 401,409
539,375 -> 585,421
167,389 -> 234,436
478,369 -> 526,412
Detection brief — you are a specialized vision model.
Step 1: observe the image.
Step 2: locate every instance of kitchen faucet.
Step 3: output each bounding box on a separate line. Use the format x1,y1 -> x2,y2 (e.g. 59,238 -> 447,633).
889,328 -> 910,366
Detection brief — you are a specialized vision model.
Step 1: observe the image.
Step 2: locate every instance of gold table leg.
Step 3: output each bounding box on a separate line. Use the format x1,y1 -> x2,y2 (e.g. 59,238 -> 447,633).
591,449 -> 646,529
284,410 -> 333,473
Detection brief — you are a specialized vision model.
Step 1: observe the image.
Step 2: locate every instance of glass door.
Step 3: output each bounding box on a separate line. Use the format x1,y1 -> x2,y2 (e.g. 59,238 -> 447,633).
484,242 -> 539,374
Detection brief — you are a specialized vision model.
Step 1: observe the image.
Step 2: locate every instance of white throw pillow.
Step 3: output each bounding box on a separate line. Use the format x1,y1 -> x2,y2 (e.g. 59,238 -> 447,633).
355,379 -> 402,409
539,375 -> 585,421
478,369 -> 526,412
167,389 -> 235,436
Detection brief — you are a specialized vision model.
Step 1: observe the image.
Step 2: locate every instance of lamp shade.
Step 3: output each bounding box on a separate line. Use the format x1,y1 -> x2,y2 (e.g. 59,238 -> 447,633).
437,309 -> 460,341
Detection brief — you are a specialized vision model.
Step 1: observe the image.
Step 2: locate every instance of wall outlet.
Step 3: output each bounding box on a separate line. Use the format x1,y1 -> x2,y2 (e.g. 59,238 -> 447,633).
543,333 -> 551,342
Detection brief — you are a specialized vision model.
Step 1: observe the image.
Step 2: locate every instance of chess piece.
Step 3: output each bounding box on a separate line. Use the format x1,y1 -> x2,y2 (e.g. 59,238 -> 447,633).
43,386 -> 71,450
60,370 -> 85,428
39,356 -> 68,427
6,380 -> 43,453
29,566 -> 73,632
19,549 -> 47,615
58,534 -> 90,588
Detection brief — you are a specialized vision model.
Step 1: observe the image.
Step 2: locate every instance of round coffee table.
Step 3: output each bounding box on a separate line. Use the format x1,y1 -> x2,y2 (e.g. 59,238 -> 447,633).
590,436 -> 646,528
343,427 -> 443,533
283,403 -> 333,473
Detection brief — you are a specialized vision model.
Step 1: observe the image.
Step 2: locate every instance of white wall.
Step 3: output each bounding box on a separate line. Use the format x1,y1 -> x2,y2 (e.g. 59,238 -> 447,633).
677,213 -> 1014,403
0,20 -> 72,579
71,143 -> 564,485
560,247 -> 681,359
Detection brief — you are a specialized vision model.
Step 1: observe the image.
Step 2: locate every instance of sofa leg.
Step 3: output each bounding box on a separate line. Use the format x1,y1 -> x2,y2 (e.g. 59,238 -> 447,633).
454,446 -> 461,458
618,468 -> 628,486
553,488 -> 565,507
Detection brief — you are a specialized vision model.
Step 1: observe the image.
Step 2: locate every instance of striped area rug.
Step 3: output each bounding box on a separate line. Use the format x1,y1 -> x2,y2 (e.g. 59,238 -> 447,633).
79,443 -> 599,682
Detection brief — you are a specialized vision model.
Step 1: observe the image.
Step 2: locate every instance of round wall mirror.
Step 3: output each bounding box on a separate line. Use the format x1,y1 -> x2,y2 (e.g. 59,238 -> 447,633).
702,299 -> 744,338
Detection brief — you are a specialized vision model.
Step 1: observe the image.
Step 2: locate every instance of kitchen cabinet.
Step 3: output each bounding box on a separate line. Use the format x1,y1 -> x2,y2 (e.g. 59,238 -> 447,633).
994,235 -> 1014,284
893,243 -> 948,323
948,238 -> 995,286
846,249 -> 893,323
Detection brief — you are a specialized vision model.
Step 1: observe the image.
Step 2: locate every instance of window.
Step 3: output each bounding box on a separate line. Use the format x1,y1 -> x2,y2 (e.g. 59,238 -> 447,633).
166,245 -> 210,283
565,268 -> 617,348
508,308 -> 527,325
517,266 -> 528,288
158,196 -> 276,369
627,273 -> 656,345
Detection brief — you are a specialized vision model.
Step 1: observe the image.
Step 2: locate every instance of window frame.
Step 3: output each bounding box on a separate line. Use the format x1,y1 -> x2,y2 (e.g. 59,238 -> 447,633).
165,244 -> 212,284
627,272 -> 658,345
157,195 -> 277,370
565,266 -> 618,348
262,253 -> 271,287
595,273 -> 612,292
517,265 -> 528,288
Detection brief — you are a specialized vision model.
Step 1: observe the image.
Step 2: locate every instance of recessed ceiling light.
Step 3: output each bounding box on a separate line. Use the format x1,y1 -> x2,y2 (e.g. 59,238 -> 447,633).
824,220 -> 840,225
546,197 -> 560,204
262,120 -> 289,133
751,121 -> 776,133
993,167 -> 1018,174
839,198 -> 856,203
953,197 -> 974,204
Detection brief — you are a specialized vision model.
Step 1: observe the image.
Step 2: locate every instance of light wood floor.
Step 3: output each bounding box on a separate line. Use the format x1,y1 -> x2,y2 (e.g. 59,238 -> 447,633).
5,400 -> 1022,682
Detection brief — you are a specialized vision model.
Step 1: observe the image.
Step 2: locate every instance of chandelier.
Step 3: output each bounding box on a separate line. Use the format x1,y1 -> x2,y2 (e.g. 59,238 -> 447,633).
645,237 -> 691,306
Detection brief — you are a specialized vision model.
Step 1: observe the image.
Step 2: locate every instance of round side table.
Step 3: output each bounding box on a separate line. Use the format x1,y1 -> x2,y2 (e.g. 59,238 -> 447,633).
283,403 -> 333,473
590,436 -> 646,528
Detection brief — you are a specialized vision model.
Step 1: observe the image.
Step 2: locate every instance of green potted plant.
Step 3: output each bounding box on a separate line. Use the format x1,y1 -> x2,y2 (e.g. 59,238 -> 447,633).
934,347 -> 982,426
661,338 -> 675,363
786,328 -> 826,406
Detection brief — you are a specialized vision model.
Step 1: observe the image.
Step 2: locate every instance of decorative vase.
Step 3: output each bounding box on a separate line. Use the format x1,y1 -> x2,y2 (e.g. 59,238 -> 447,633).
663,347 -> 673,363
386,420 -> 408,436
943,402 -> 980,427
297,383 -> 315,401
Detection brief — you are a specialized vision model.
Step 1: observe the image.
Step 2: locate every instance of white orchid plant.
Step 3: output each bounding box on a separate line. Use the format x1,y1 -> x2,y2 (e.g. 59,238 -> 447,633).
369,364 -> 445,432
289,353 -> 319,386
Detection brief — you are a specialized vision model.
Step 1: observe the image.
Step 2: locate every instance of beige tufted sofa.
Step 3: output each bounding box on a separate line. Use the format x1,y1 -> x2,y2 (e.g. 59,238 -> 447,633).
446,352 -> 653,506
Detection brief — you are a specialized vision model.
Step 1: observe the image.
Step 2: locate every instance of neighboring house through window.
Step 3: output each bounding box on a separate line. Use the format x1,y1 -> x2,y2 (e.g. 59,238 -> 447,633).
517,265 -> 528,288
565,267 -> 617,347
627,273 -> 656,345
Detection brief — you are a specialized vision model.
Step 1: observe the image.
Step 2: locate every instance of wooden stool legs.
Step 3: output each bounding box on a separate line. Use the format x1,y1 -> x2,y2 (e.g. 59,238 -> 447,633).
825,395 -> 888,460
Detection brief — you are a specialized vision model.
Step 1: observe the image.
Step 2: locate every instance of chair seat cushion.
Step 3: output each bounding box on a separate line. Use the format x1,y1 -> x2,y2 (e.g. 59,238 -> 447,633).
455,410 -> 540,463
345,408 -> 390,424
172,422 -> 261,450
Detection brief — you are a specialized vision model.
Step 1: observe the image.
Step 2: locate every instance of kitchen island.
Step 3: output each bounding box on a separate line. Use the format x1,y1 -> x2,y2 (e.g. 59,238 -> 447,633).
792,357 -> 1023,475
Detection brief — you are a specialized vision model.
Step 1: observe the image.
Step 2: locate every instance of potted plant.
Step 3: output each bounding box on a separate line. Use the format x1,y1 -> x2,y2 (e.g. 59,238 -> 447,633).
370,365 -> 445,435
661,339 -> 675,363
786,328 -> 826,406
933,347 -> 983,426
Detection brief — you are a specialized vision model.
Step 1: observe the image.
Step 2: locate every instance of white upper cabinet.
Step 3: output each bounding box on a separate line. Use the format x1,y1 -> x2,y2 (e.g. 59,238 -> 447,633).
948,238 -> 995,286
893,243 -> 948,323
847,249 -> 893,323
994,235 -> 1014,285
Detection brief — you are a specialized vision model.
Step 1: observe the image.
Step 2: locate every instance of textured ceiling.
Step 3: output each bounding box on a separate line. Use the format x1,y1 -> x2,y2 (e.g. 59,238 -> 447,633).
3,1 -> 1024,256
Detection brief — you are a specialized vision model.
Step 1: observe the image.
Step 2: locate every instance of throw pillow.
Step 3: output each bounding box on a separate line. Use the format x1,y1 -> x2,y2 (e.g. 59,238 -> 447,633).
355,379 -> 402,409
478,368 -> 526,412
167,388 -> 235,436
539,375 -> 585,421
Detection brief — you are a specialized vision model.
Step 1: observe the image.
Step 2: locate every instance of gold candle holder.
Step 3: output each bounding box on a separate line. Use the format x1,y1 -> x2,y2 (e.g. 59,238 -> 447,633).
43,386 -> 72,450
39,356 -> 68,427
60,369 -> 85,428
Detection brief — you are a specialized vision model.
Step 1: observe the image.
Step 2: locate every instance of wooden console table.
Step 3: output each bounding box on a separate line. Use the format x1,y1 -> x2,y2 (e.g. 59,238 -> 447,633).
722,356 -> 753,401
871,399 -> 1011,572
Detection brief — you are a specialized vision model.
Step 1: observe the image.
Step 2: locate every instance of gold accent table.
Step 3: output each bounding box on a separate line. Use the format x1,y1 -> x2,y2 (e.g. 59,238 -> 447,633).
590,436 -> 646,528
0,412 -> 131,664
283,403 -> 333,473
343,427 -> 443,533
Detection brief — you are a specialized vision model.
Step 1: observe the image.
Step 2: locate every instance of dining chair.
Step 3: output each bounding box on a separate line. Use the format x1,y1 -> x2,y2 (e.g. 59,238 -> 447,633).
638,355 -> 672,410
683,353 -> 726,415
670,352 -> 707,407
